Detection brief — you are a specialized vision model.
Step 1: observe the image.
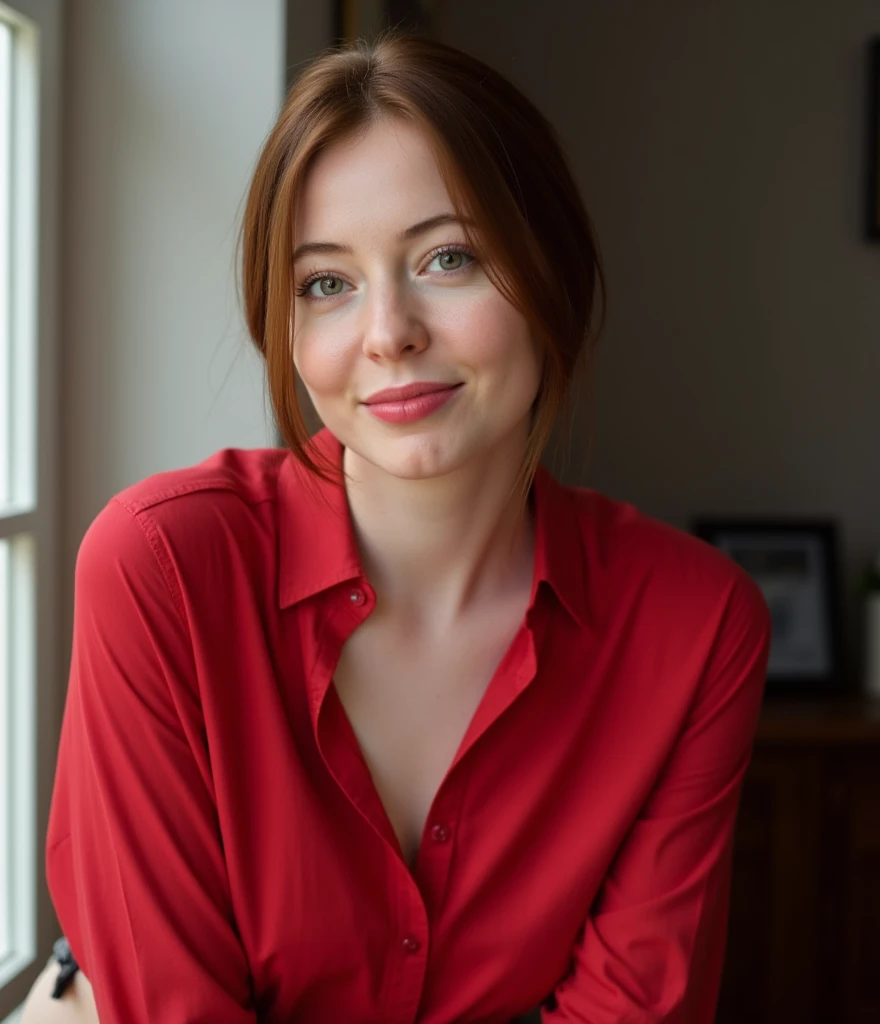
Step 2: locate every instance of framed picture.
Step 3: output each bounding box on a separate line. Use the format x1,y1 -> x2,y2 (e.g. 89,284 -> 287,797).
692,519 -> 843,696
867,37 -> 880,240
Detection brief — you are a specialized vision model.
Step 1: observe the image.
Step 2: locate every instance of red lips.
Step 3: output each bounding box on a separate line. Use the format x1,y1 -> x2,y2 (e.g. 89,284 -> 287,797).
363,381 -> 461,405
361,381 -> 464,424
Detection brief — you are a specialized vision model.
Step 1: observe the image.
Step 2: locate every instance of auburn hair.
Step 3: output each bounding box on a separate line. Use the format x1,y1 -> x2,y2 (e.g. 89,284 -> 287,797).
240,32 -> 605,489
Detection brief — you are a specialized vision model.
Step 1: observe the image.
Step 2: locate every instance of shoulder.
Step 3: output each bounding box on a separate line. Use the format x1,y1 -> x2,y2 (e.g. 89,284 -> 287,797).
109,447 -> 287,521
567,486 -> 771,643
77,448 -> 287,588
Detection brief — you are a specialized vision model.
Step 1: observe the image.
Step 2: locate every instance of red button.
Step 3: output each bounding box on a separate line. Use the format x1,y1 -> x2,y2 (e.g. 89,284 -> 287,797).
402,936 -> 420,954
349,588 -> 366,606
431,824 -> 451,843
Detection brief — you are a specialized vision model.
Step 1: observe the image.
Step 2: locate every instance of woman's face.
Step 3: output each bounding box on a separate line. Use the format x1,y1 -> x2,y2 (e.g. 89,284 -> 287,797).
291,117 -> 542,482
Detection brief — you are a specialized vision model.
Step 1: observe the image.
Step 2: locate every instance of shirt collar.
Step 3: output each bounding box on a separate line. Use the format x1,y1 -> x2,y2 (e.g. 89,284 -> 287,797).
276,428 -> 590,628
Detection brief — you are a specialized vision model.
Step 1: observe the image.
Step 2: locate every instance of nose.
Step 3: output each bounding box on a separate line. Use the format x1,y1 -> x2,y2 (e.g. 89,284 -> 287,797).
361,279 -> 429,362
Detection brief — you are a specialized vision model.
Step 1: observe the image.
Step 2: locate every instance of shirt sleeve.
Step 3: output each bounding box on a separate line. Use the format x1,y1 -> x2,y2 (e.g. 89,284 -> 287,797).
46,499 -> 257,1024
544,570 -> 773,1024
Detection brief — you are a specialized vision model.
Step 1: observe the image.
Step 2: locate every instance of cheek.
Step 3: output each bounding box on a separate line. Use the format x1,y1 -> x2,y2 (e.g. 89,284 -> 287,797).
456,295 -> 540,386
292,320 -> 356,396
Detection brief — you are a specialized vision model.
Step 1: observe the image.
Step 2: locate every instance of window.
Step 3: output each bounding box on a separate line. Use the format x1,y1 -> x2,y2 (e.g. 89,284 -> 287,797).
0,0 -> 38,989
0,0 -> 59,1017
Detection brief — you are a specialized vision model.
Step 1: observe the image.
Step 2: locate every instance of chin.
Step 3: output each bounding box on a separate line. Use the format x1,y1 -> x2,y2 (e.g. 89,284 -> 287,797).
347,430 -> 474,482
377,440 -> 464,481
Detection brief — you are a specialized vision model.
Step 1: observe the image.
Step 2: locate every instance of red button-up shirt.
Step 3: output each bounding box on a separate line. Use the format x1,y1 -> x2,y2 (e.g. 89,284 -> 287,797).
46,428 -> 772,1023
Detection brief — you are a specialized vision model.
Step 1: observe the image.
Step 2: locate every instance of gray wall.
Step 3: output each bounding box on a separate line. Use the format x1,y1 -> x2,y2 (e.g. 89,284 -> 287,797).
61,0 -> 286,645
439,0 -> 880,682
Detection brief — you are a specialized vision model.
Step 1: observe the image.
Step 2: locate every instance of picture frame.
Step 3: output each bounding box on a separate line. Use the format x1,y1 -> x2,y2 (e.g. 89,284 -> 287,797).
692,519 -> 844,697
867,36 -> 880,240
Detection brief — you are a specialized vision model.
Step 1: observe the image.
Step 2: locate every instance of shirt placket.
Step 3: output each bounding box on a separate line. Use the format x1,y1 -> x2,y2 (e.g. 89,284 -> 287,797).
380,872 -> 431,1024
309,580 -> 546,1023
412,766 -> 469,922
311,581 -> 433,1022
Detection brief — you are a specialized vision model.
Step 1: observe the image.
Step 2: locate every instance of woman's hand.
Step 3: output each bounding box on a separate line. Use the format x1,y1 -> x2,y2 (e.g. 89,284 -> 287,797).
21,961 -> 98,1024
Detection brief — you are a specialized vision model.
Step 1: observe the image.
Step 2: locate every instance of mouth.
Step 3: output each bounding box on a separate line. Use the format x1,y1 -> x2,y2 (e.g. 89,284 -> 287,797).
362,381 -> 463,405
361,381 -> 464,425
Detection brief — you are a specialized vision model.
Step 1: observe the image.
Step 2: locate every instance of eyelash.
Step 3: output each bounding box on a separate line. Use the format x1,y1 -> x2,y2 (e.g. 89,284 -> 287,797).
294,243 -> 476,301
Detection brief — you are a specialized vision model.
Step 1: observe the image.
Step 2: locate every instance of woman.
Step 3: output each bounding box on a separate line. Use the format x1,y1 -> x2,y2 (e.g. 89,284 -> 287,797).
24,32 -> 771,1024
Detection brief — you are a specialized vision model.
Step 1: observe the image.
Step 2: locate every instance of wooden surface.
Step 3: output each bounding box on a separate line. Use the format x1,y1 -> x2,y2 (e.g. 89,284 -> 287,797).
756,695 -> 880,742
717,696 -> 880,1023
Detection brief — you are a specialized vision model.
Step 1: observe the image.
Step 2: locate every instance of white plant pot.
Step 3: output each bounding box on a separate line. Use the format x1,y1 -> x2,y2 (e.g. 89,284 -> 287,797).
866,594 -> 880,700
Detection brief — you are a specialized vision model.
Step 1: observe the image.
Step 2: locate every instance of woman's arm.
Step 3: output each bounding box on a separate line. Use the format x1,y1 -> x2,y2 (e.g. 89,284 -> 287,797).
22,960 -> 98,1024
46,499 -> 258,1024
543,572 -> 772,1023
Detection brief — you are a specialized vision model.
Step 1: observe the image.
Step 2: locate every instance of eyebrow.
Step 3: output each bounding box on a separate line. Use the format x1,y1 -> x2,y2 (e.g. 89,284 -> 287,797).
291,212 -> 470,263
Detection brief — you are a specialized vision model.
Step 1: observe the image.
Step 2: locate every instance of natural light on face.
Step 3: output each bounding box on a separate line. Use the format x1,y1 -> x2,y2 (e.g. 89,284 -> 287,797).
290,116 -> 542,484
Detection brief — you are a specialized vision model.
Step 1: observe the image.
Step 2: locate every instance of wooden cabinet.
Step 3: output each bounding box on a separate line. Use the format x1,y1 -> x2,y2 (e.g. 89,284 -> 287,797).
717,701 -> 880,1024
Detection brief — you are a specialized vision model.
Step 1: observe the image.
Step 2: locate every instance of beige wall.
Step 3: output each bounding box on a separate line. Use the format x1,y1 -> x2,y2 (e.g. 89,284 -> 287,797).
440,0 -> 880,681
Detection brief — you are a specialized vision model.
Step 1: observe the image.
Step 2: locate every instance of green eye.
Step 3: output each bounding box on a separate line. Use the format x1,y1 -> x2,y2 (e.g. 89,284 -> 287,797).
439,252 -> 463,270
315,277 -> 344,296
428,249 -> 473,273
296,274 -> 350,300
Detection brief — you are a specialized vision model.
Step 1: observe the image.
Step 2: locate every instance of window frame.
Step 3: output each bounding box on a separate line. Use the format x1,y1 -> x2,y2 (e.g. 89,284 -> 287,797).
0,0 -> 60,1017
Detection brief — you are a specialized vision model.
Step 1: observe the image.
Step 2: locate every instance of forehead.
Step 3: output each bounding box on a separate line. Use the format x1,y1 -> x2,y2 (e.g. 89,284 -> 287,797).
294,118 -> 454,239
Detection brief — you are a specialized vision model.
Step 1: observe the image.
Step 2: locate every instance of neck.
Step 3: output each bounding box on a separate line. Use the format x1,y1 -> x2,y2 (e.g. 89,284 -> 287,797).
343,430 -> 535,631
